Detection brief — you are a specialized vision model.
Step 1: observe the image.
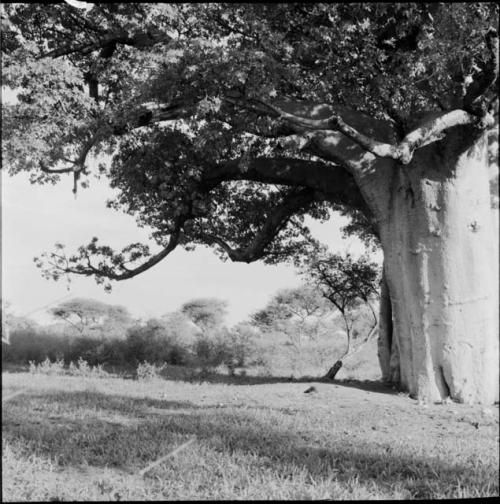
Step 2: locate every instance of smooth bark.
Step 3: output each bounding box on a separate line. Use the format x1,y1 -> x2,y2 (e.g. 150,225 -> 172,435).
378,127 -> 498,404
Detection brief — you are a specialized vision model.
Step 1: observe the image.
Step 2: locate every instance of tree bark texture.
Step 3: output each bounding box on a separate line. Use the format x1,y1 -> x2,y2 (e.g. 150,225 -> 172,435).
377,268 -> 397,383
324,360 -> 343,380
377,127 -> 498,404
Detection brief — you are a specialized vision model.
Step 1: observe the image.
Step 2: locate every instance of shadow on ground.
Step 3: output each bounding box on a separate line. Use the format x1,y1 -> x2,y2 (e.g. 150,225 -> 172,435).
162,365 -> 398,396
2,387 -> 493,499
1,362 -> 396,396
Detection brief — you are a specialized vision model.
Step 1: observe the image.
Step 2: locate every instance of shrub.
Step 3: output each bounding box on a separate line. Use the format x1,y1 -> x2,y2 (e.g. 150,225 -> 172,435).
125,319 -> 189,366
193,332 -> 229,369
66,336 -> 103,366
191,325 -> 261,373
99,338 -> 128,365
67,357 -> 108,378
136,361 -> 166,381
3,328 -> 70,364
28,357 -> 65,376
226,323 -> 262,368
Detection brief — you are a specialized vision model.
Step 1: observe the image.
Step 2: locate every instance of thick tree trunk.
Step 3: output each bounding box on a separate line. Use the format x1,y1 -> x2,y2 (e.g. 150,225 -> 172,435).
377,127 -> 498,404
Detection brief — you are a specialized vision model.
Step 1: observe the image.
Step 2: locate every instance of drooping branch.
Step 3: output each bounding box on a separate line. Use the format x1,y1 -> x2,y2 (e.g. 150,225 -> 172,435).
35,214 -> 188,285
200,187 -> 317,263
35,150 -> 370,285
38,128 -> 103,196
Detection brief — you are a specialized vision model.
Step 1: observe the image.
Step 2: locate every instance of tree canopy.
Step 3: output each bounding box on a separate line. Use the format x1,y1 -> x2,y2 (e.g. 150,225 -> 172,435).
180,297 -> 228,331
49,297 -> 132,335
303,250 -> 381,351
2,3 -> 498,289
251,286 -> 330,330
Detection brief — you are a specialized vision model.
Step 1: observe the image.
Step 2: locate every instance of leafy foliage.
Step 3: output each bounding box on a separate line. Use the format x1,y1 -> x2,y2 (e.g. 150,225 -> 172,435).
125,318 -> 191,366
181,298 -> 228,331
136,361 -> 166,381
303,252 -> 381,312
49,297 -> 132,335
302,249 -> 381,357
2,3 -> 498,286
250,285 -> 333,349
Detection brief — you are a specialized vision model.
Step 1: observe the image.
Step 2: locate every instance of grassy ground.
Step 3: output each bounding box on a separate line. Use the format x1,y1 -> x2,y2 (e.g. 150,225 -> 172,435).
2,369 -> 499,501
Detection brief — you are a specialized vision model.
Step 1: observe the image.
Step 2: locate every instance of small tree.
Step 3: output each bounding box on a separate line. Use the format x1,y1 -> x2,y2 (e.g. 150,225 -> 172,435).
251,286 -> 331,348
303,250 -> 381,380
181,298 -> 228,332
251,286 -> 333,376
49,298 -> 131,336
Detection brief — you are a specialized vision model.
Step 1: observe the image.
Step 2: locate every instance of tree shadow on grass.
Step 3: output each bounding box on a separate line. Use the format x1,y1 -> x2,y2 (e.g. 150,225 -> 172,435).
2,364 -> 398,397
163,366 -> 398,396
2,388 -> 495,499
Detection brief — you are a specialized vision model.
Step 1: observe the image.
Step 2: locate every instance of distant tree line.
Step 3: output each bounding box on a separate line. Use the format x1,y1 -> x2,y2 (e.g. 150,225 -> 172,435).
2,251 -> 381,378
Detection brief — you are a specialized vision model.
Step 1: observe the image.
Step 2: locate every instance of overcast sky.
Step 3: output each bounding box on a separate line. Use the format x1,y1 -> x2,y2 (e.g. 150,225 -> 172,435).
1,163 -> 377,326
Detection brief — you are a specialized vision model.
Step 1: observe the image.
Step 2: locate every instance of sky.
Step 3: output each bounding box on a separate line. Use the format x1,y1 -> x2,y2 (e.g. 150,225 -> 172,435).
1,164 -> 376,327
2,89 -> 497,329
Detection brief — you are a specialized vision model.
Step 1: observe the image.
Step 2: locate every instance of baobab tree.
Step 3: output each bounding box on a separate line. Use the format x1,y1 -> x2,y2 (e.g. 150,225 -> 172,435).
2,3 -> 498,403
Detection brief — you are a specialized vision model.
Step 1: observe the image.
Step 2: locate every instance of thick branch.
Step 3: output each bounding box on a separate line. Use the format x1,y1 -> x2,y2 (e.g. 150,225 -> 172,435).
39,161 -> 73,174
204,156 -> 366,211
253,98 -> 488,164
200,187 -> 316,263
114,101 -> 196,134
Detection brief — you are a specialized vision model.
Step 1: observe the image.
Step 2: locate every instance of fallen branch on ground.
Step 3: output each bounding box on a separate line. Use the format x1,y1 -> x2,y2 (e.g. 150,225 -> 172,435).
2,389 -> 28,402
138,438 -> 196,476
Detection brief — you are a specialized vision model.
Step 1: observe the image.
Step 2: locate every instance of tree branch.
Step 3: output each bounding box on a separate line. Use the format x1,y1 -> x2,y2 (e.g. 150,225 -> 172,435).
204,156 -> 366,211
38,215 -> 188,283
39,128 -> 102,196
200,187 -> 316,263
39,161 -> 74,174
251,99 -> 490,164
38,29 -> 172,60
464,28 -> 499,112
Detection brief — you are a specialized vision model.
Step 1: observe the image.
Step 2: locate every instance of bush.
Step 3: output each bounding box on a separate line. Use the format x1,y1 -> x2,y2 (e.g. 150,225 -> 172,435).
192,325 -> 261,373
193,332 -> 230,369
226,323 -> 261,368
69,337 -> 128,367
125,319 -> 190,366
136,361 -> 166,381
28,357 -> 65,376
67,357 -> 109,378
3,328 -> 70,364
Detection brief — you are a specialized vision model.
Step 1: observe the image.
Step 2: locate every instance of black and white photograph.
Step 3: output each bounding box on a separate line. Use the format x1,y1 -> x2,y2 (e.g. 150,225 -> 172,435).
1,2 -> 499,500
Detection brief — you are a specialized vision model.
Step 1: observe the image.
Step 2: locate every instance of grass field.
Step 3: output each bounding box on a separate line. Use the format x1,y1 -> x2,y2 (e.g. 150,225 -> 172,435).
2,367 -> 499,501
